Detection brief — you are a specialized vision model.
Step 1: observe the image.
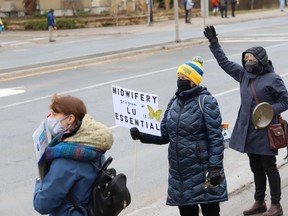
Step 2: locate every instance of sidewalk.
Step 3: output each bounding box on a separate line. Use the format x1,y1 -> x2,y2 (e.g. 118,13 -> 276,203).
146,161 -> 288,216
0,9 -> 286,43
221,161 -> 288,216
0,8 -> 287,77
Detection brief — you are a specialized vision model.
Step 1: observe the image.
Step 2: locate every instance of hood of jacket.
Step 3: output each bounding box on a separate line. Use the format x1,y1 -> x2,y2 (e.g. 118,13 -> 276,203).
242,46 -> 268,67
64,114 -> 113,150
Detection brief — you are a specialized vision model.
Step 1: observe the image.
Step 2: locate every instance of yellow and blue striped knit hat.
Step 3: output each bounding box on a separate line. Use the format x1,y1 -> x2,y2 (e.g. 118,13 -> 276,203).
176,56 -> 204,86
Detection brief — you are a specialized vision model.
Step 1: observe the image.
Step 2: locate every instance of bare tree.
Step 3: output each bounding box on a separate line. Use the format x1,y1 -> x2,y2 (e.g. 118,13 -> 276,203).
61,0 -> 83,16
22,0 -> 36,15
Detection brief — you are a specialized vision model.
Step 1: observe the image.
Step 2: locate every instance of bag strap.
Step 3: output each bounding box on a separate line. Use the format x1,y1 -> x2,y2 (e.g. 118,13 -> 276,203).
67,158 -> 111,215
68,192 -> 83,211
250,80 -> 260,104
198,94 -> 208,113
251,80 -> 288,159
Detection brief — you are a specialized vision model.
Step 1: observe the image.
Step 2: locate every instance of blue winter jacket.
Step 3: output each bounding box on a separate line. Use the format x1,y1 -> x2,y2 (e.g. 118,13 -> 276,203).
34,159 -> 101,216
47,11 -> 55,27
33,114 -> 113,216
209,43 -> 288,155
138,86 -> 228,206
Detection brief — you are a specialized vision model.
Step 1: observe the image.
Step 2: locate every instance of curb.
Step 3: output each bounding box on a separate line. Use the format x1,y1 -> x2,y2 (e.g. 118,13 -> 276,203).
0,38 -> 205,81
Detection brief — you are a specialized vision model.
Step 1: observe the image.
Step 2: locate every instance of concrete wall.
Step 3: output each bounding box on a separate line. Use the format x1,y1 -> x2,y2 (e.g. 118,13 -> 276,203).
39,0 -> 91,11
0,0 -> 22,10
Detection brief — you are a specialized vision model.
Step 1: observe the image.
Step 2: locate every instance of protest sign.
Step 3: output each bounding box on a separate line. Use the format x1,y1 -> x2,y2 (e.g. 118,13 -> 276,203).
112,85 -> 162,136
32,120 -> 49,181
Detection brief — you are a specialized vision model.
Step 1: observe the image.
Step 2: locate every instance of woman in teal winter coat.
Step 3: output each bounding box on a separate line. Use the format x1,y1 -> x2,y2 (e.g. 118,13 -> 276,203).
130,57 -> 228,216
33,94 -> 113,216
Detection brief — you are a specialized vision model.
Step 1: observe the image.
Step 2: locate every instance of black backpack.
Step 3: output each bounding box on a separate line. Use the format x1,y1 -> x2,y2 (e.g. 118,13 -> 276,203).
88,156 -> 131,216
69,156 -> 131,216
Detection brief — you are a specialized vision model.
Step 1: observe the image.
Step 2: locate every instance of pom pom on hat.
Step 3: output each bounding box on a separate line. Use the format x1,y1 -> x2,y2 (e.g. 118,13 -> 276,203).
177,56 -> 204,85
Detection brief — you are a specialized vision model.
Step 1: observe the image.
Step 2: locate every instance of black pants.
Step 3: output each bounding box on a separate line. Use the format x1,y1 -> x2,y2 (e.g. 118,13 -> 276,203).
220,6 -> 227,18
178,202 -> 220,216
185,9 -> 189,22
231,2 -> 236,16
248,154 -> 281,204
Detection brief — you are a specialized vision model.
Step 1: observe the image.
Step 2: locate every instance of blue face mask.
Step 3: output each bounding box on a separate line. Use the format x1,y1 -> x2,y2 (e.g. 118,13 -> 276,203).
46,115 -> 70,137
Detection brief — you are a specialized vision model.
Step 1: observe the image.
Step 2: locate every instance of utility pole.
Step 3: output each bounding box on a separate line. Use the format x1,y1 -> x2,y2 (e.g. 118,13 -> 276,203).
173,0 -> 180,43
201,0 -> 209,28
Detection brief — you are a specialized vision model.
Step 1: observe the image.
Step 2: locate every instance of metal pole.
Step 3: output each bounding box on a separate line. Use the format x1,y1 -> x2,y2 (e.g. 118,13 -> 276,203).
203,0 -> 206,28
173,0 -> 180,43
147,0 -> 153,25
201,0 -> 207,28
147,0 -> 150,25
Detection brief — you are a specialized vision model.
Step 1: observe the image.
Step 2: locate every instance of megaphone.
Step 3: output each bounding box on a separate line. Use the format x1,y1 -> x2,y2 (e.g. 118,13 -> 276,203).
252,102 -> 274,129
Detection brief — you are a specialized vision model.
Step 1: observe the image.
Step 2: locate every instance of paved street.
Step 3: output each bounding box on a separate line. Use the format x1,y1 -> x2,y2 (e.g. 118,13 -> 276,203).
0,9 -> 287,75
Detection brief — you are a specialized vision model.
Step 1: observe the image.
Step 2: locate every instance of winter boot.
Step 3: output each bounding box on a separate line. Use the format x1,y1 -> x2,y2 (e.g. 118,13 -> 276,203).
262,204 -> 283,216
243,200 -> 267,215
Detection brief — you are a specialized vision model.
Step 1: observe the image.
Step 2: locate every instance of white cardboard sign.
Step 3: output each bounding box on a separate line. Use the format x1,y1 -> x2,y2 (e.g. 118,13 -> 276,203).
112,85 -> 162,136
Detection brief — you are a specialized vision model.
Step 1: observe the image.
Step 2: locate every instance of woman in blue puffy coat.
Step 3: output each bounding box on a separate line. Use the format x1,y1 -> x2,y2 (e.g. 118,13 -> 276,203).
130,57 -> 228,216
204,25 -> 288,216
33,94 -> 113,216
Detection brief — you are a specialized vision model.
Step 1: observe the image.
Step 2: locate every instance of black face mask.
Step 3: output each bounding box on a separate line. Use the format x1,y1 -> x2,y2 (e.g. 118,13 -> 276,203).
177,79 -> 191,92
245,61 -> 262,74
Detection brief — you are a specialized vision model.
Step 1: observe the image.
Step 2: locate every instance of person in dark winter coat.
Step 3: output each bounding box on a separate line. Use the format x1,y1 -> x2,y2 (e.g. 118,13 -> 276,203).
204,25 -> 288,216
33,94 -> 113,216
230,0 -> 237,17
220,0 -> 228,18
130,56 -> 228,216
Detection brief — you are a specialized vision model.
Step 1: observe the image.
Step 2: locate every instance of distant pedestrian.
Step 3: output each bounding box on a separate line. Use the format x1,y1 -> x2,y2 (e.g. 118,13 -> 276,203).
0,18 -> 4,33
220,0 -> 228,18
183,0 -> 188,23
185,0 -> 194,23
47,9 -> 56,42
212,0 -> 220,16
231,0 -> 237,17
279,0 -> 285,11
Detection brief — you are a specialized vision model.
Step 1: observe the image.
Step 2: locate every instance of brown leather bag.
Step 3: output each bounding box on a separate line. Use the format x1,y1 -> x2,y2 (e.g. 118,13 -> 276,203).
267,115 -> 288,151
250,80 -> 288,151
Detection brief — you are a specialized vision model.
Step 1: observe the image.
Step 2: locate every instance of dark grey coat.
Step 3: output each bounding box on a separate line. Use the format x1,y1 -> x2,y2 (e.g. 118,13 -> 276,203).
209,43 -> 288,156
139,86 -> 228,206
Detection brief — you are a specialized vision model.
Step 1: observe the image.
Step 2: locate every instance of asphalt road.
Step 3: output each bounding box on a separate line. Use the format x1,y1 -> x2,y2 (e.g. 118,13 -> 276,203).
0,9 -> 286,74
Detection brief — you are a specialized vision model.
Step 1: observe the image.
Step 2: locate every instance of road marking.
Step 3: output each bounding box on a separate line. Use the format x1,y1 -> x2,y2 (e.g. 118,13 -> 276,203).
1,42 -> 288,111
0,87 -> 25,98
222,38 -> 288,42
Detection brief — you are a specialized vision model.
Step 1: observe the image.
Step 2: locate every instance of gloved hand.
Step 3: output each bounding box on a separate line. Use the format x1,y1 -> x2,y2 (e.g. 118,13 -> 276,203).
130,127 -> 141,140
204,25 -> 218,44
207,168 -> 223,186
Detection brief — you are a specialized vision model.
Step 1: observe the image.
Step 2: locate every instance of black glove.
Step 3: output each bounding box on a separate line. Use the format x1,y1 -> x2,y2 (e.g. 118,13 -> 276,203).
130,127 -> 141,140
207,168 -> 223,186
204,25 -> 218,44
